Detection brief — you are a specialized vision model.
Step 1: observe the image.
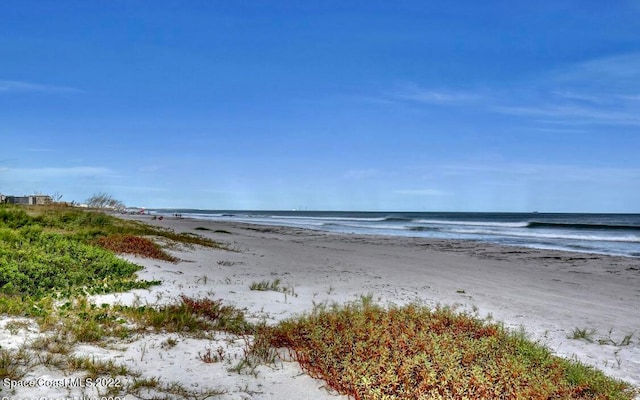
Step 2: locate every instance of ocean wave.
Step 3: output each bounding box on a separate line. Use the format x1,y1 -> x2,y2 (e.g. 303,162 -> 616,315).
322,222 -> 414,231
416,219 -> 530,228
161,210 -> 640,257
408,226 -> 444,232
383,217 -> 415,222
181,212 -> 228,219
411,219 -> 640,231
273,215 -> 388,222
447,228 -> 640,243
527,221 -> 640,231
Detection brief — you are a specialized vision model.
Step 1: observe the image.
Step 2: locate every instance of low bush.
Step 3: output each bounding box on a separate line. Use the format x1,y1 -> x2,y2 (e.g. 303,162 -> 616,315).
0,226 -> 151,297
268,301 -> 636,400
0,205 -> 226,297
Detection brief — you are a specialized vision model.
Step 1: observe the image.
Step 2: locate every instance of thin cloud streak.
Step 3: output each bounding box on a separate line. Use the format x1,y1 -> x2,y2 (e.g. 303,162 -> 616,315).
618,94 -> 640,101
360,53 -> 640,128
493,104 -> 640,126
392,84 -> 482,106
2,166 -> 114,178
551,90 -> 606,104
554,53 -> 640,87
0,80 -> 81,94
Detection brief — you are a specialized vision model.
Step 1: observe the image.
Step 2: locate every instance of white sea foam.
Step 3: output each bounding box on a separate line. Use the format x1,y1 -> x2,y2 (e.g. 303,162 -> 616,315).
417,219 -> 530,228
273,215 -> 388,222
158,210 -> 640,257
447,228 -> 640,243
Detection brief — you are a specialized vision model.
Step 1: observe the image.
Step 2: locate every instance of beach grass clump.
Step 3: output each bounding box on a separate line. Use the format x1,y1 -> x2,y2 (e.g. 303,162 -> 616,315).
1,294 -> 255,347
250,279 -> 284,292
0,345 -> 31,381
569,327 -> 597,343
267,300 -> 636,400
91,296 -> 257,337
67,355 -> 134,380
96,234 -> 178,262
249,279 -> 296,296
177,295 -> 255,335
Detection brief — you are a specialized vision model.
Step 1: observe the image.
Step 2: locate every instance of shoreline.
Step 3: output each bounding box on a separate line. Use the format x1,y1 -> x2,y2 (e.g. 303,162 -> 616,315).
3,211 -> 638,399
149,210 -> 640,258
120,214 -> 640,388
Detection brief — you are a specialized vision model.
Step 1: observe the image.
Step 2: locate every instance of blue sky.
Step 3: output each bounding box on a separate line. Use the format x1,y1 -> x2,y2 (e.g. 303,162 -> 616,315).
1,1 -> 640,212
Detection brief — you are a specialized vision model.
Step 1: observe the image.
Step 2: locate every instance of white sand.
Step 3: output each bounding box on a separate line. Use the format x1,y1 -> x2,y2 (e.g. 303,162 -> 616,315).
2,215 -> 639,399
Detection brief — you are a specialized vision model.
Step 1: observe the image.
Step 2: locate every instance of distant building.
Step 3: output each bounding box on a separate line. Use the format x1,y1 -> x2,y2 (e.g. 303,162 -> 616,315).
1,194 -> 53,205
4,196 -> 30,205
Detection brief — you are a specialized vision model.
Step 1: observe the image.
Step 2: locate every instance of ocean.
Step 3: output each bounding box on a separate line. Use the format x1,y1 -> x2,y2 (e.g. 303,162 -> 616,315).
154,210 -> 640,258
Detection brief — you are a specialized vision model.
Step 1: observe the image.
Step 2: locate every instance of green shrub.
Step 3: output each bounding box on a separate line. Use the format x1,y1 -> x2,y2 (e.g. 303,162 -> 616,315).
267,301 -> 636,400
0,206 -> 228,298
0,207 -> 32,228
0,218 -> 151,297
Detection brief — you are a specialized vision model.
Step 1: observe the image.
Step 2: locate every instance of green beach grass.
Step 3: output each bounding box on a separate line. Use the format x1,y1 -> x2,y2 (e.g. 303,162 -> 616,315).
0,204 -> 637,399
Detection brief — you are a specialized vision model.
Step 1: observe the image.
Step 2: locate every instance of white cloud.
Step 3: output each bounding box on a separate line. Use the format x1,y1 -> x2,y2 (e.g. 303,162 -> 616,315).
529,127 -> 590,134
1,166 -> 114,179
551,90 -> 605,104
618,94 -> 640,101
375,53 -> 640,128
392,84 -> 482,105
0,80 -> 81,94
489,54 -> 640,126
555,53 -> 640,87
493,104 -> 640,126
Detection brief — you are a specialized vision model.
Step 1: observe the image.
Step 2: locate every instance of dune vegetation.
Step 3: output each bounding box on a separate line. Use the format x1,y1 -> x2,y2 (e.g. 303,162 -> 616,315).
0,204 -> 636,399
267,298 -> 636,399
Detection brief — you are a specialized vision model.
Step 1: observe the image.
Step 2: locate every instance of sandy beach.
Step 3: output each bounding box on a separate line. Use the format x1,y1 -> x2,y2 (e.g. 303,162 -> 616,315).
2,214 -> 639,399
